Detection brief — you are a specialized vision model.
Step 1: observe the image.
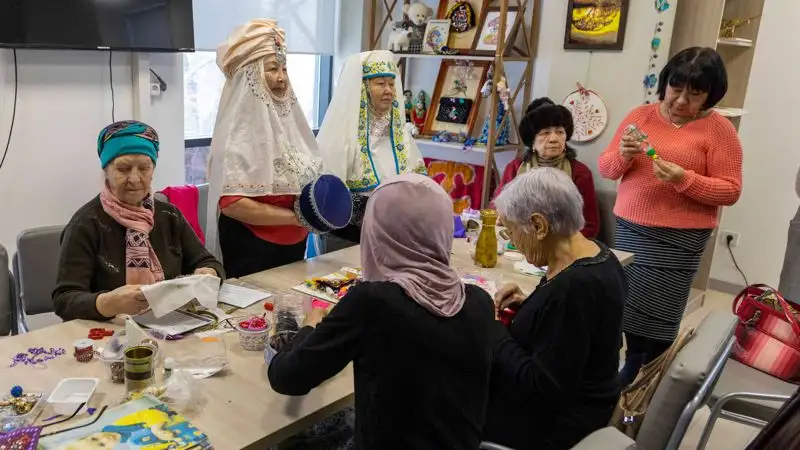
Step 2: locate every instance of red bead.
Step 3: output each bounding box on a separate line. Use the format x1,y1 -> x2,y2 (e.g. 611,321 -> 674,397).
264,302 -> 274,311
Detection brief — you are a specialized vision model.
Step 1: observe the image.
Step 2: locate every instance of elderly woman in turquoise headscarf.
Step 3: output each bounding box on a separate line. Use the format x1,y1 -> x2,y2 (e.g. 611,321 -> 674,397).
316,50 -> 426,248
53,120 -> 224,321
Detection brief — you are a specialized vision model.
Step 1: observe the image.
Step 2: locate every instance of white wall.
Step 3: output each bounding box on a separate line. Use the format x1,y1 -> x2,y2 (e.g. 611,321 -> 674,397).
0,50 -> 184,258
709,1 -> 800,288
534,0 -> 678,191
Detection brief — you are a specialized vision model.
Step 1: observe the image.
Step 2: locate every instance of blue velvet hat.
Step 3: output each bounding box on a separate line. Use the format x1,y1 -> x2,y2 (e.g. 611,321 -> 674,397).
294,175 -> 354,234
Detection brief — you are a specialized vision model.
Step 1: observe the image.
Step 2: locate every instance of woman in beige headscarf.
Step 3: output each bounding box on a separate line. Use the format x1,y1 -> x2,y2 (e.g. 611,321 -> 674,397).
206,19 -> 324,278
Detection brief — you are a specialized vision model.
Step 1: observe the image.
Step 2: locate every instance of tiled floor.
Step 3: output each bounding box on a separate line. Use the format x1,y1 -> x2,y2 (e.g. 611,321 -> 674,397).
676,290 -> 761,450
19,291 -> 767,449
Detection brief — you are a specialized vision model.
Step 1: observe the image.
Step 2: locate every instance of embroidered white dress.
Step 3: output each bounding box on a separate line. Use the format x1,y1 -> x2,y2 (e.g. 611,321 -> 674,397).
205,62 -> 323,258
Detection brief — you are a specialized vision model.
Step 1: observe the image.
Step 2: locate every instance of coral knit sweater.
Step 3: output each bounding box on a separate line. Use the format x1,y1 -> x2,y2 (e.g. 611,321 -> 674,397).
598,103 -> 743,229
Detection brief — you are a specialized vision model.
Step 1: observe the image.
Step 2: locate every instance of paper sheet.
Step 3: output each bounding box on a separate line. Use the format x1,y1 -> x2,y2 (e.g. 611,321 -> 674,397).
461,275 -> 498,298
218,283 -> 271,308
133,310 -> 214,336
514,260 -> 547,277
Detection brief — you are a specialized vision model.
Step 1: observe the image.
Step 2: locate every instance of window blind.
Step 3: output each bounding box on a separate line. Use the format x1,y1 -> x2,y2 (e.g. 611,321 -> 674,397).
192,0 -> 337,54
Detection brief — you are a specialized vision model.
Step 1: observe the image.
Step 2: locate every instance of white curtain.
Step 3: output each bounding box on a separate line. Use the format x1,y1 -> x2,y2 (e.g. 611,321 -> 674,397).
192,0 -> 337,54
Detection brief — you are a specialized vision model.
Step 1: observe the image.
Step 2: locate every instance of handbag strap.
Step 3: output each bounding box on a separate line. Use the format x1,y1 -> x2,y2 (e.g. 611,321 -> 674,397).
620,328 -> 696,415
734,284 -> 800,337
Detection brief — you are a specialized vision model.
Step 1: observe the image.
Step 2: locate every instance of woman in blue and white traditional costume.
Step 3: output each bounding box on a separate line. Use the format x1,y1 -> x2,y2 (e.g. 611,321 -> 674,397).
206,20 -> 351,277
316,50 -> 426,247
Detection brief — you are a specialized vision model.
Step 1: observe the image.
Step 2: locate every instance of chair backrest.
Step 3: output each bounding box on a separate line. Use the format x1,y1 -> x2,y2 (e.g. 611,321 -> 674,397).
154,184 -> 209,237
596,189 -> 617,247
197,183 -> 209,237
636,310 -> 737,449
0,244 -> 12,336
13,225 -> 66,316
153,191 -> 168,203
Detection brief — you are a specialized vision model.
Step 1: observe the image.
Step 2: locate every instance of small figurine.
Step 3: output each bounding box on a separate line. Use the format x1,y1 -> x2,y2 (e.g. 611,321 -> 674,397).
403,2 -> 432,54
481,65 -> 494,97
387,22 -> 412,52
403,90 -> 413,123
411,91 -> 428,132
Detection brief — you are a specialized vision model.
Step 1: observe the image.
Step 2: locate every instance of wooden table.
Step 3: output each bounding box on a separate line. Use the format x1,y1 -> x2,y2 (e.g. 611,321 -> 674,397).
0,241 -> 633,448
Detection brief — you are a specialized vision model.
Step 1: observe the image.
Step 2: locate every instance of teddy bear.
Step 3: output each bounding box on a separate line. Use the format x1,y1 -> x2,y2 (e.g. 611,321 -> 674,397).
402,2 -> 432,53
388,22 -> 412,52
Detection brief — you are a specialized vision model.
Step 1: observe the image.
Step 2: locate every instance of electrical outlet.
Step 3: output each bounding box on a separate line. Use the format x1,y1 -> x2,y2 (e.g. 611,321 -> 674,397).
719,230 -> 740,247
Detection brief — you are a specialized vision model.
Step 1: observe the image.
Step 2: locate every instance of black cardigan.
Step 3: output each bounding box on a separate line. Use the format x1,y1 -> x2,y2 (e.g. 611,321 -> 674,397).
53,196 -> 224,321
268,281 -> 495,450
483,242 -> 626,450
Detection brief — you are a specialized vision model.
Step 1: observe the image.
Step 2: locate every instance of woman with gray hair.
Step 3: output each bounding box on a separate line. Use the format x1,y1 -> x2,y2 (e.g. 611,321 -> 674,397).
482,168 -> 627,450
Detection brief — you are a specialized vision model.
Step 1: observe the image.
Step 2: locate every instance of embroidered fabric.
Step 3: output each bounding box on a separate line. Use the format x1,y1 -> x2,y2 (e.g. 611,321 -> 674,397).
245,65 -> 297,117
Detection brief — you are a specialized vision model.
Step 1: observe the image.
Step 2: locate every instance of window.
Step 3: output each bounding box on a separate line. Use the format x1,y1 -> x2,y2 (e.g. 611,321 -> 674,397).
183,51 -> 332,184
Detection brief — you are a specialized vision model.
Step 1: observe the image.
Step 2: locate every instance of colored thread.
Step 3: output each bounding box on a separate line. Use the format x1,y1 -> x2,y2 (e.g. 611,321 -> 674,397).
73,339 -> 94,363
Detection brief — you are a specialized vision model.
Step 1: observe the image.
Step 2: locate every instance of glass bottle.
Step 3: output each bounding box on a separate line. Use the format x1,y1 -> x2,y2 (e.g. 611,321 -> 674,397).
475,209 -> 498,268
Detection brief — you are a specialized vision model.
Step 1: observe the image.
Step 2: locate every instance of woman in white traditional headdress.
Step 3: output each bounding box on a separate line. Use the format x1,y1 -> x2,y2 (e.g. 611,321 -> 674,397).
206,19 -> 323,278
316,50 -> 427,245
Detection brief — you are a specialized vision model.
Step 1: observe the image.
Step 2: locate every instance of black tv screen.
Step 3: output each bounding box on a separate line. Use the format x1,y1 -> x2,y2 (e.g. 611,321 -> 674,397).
0,0 -> 194,52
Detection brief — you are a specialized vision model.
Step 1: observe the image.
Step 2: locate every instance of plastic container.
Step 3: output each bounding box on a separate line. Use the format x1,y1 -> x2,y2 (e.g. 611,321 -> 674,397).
273,292 -> 311,333
48,378 -> 99,416
0,391 -> 47,431
235,317 -> 271,351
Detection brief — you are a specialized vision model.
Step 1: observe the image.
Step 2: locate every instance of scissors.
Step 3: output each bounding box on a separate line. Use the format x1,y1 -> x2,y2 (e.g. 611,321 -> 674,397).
87,328 -> 114,340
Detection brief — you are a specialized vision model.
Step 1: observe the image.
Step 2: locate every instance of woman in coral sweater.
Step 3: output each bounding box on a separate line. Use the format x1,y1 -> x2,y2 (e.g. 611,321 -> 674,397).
599,47 -> 743,385
495,97 -> 599,238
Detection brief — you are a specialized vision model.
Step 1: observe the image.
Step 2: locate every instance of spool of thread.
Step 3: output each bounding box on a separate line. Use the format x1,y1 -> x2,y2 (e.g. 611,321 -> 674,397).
73,339 -> 94,363
124,345 -> 155,393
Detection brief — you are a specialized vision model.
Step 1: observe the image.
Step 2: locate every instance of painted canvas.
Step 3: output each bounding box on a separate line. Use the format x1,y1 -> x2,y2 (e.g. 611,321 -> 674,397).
564,0 -> 630,50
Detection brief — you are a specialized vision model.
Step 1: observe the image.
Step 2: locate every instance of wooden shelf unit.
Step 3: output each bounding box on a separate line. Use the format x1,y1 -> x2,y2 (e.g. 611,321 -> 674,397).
367,0 -> 541,208
669,0 -> 764,298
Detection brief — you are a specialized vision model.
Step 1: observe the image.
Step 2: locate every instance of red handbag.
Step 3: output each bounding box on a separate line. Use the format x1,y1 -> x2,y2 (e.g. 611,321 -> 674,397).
732,284 -> 800,382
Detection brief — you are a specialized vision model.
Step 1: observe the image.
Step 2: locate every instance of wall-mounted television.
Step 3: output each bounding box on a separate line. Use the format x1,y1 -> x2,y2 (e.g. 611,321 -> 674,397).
0,0 -> 195,52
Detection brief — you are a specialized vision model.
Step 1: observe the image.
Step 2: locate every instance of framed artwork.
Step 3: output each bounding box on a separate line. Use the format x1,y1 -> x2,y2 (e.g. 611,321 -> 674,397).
472,7 -> 521,56
564,0 -> 630,50
422,19 -> 451,54
435,0 -> 490,51
422,60 -> 491,137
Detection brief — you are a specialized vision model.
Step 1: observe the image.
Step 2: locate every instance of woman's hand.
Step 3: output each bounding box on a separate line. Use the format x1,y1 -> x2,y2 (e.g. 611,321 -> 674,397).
96,284 -> 148,317
653,158 -> 685,183
302,307 -> 330,328
193,267 -> 218,277
619,135 -> 643,161
494,283 -> 526,312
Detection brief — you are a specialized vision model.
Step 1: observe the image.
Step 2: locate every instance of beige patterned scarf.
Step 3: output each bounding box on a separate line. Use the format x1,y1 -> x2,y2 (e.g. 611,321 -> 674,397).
519,151 -> 572,178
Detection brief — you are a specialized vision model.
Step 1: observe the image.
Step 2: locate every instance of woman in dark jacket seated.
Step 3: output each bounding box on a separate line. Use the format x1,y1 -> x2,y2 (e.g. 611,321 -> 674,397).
53,121 -> 224,321
483,168 -> 626,450
268,174 -> 495,450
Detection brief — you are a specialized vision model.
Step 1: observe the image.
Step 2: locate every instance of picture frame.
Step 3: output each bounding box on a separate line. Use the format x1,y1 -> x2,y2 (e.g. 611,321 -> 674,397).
422,60 -> 491,137
563,0 -> 630,51
435,0 -> 490,51
471,6 -> 522,56
422,19 -> 452,54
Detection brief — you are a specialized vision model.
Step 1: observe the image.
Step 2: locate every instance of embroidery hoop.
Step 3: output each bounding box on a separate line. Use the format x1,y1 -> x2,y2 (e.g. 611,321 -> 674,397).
561,83 -> 608,143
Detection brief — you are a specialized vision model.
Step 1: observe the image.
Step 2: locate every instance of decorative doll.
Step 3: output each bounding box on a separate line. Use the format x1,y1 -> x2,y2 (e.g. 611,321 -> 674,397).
403,90 -> 413,123
411,90 -> 428,132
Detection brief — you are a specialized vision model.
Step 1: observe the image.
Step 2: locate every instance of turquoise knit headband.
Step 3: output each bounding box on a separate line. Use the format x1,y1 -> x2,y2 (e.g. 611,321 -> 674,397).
97,120 -> 160,169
